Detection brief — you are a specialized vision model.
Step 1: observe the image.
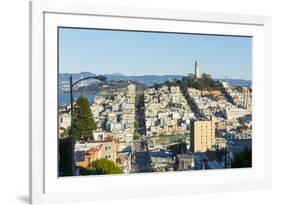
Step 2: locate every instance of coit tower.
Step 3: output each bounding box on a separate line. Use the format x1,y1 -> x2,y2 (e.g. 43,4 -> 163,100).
195,61 -> 200,78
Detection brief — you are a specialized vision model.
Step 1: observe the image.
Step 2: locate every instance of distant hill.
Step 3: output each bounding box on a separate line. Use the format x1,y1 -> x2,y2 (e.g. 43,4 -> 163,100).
77,80 -> 148,95
59,72 -> 251,88
59,72 -> 182,86
217,79 -> 251,87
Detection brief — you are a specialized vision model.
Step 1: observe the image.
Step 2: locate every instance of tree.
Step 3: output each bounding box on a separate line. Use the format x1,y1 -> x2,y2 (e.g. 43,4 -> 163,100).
71,96 -> 97,141
133,135 -> 140,140
201,73 -> 212,79
82,158 -> 123,175
231,148 -> 252,168
134,119 -> 139,133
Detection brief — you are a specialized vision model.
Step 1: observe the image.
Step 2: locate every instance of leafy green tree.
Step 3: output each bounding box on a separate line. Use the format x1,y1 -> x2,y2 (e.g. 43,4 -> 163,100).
134,120 -> 139,133
155,73 -> 223,92
71,96 -> 97,141
133,135 -> 140,141
135,95 -> 140,106
81,158 -> 122,175
231,148 -> 252,168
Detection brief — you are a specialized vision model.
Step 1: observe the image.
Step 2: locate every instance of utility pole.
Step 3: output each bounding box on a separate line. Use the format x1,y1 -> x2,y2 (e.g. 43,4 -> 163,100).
69,75 -> 75,175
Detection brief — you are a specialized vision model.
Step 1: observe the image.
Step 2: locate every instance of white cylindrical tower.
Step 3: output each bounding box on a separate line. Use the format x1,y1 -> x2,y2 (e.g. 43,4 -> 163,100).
195,61 -> 200,78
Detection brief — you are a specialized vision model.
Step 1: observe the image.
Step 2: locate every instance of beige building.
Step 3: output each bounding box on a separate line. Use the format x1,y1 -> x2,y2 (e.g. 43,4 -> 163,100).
190,117 -> 216,152
127,84 -> 136,95
100,141 -> 117,162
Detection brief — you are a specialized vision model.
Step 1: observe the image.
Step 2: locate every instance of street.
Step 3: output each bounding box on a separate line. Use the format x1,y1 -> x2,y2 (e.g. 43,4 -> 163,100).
131,135 -> 152,173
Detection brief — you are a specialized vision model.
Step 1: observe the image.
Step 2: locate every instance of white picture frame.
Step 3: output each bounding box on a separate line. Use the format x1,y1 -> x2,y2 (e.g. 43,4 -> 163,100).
30,1 -> 272,204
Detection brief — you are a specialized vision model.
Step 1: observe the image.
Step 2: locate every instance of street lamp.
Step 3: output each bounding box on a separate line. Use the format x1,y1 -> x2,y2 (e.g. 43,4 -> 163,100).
69,74 -> 106,175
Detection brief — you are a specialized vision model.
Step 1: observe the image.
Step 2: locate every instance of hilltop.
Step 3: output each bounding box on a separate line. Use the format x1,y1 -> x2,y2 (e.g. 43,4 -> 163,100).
76,80 -> 148,95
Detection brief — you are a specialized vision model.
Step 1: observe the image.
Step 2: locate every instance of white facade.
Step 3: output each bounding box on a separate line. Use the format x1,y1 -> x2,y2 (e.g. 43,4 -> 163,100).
59,112 -> 71,129
195,61 -> 200,78
224,106 -> 248,120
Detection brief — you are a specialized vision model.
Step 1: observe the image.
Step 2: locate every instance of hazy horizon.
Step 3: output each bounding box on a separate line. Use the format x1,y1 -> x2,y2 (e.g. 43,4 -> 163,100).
59,71 -> 251,81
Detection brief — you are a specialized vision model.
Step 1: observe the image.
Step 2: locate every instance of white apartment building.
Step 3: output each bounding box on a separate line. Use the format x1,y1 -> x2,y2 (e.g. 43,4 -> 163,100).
223,106 -> 248,120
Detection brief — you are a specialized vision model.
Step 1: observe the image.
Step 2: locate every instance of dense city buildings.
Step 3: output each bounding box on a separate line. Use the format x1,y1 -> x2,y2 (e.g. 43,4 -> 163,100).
144,85 -> 194,137
58,61 -> 252,176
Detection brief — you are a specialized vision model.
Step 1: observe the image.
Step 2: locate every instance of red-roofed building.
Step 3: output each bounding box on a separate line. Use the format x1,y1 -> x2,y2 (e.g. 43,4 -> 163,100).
76,144 -> 103,168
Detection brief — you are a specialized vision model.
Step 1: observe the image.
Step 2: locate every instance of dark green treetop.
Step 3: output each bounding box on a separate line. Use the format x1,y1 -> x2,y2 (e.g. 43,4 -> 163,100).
71,96 -> 97,140
231,148 -> 252,168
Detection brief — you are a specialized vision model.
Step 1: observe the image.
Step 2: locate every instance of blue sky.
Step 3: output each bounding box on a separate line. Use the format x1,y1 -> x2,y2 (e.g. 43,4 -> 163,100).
59,28 -> 252,80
